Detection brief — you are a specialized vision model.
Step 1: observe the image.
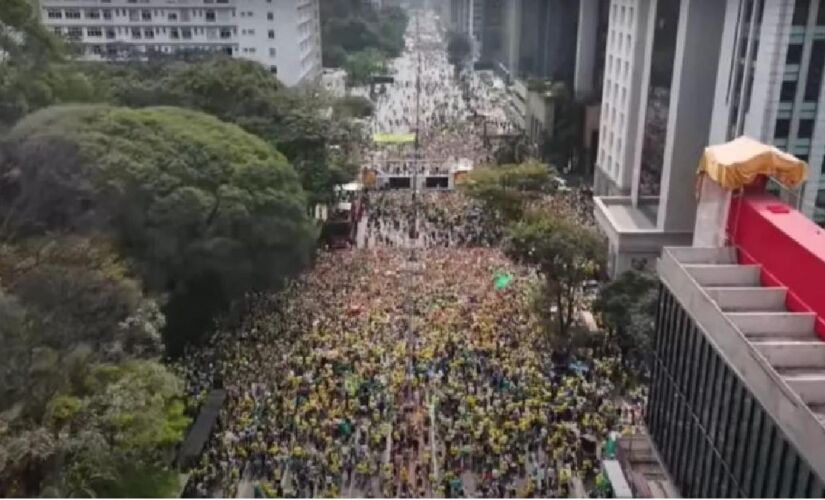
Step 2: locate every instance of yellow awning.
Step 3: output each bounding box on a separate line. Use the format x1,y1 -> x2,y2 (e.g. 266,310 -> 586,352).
697,136 -> 807,190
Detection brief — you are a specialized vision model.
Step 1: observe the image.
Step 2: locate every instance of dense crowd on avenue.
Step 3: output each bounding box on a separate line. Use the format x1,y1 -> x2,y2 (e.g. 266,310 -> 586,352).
364,191 -> 504,248
179,243 -> 639,498
177,8 -> 641,499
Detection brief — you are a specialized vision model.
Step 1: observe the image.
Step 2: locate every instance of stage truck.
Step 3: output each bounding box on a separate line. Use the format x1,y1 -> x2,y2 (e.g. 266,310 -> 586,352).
317,182 -> 363,250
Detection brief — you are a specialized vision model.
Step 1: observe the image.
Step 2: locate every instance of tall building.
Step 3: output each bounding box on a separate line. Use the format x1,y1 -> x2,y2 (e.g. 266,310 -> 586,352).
593,0 -> 728,276
574,0 -> 610,178
650,160 -> 825,496
709,0 -> 825,224
574,0 -> 609,102
39,0 -> 322,87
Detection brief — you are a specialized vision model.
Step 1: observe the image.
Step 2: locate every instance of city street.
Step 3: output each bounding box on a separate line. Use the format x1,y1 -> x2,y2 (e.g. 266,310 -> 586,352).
179,7 -> 630,499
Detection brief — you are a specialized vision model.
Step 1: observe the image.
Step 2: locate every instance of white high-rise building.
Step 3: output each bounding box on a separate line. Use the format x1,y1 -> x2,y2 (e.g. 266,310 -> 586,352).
39,0 -> 322,87
709,0 -> 825,224
593,0 -> 728,276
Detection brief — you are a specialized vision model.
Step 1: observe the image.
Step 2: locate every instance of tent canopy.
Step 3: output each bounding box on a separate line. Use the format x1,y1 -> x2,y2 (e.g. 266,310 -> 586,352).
697,136 -> 807,190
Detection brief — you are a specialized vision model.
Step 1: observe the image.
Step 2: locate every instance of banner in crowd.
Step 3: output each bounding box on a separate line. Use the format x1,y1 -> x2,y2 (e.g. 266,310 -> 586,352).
373,133 -> 416,144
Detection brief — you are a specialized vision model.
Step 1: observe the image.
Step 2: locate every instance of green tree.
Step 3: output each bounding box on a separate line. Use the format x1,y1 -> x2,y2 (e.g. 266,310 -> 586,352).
80,57 -> 357,204
460,162 -> 555,221
0,105 -> 317,353
593,269 -> 658,380
0,236 -> 164,415
319,1 -> 409,67
506,209 -> 605,348
0,357 -> 189,497
447,30 -> 472,70
333,96 -> 375,119
344,49 -> 388,87
0,0 -> 97,128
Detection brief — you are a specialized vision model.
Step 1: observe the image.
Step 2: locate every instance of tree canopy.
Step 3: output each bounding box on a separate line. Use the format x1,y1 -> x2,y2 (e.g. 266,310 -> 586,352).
0,105 -> 317,353
506,208 -> 605,346
594,269 -> 658,381
447,31 -> 473,69
320,1 -> 409,68
0,0 -> 97,128
343,49 -> 389,87
459,162 -> 556,221
79,57 -> 360,204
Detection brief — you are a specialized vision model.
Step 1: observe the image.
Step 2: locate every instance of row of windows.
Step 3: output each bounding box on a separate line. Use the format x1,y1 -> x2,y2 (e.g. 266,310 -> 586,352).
58,25 -> 237,40
780,41 -> 825,104
87,43 -> 234,56
240,47 -> 276,57
774,117 -> 816,139
47,8 -> 232,22
792,0 -> 825,27
648,287 -> 825,498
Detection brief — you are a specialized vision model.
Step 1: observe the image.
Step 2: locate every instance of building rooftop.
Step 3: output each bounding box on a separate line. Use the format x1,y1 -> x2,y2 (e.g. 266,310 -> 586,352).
658,241 -> 825,482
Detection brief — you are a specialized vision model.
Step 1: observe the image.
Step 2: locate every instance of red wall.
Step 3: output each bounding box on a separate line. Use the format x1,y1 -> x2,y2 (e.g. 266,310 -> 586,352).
728,194 -> 825,338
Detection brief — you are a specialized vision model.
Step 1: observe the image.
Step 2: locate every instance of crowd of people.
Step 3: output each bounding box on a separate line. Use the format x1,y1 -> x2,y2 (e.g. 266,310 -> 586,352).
177,9 -> 643,499
364,191 -> 504,249
179,243 -> 638,498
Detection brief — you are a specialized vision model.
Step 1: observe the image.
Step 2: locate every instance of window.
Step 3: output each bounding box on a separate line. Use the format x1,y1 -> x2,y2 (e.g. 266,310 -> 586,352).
129,10 -> 139,21
106,29 -> 115,39
67,27 -> 83,40
131,27 -> 142,39
87,27 -> 102,37
269,47 -> 276,57
268,29 -> 275,39
65,9 -> 81,19
102,9 -> 112,19
780,81 -> 797,102
170,27 -> 179,39
805,41 -> 825,102
85,9 -> 100,19
792,0 -> 810,26
52,27 -> 62,35
220,28 -> 232,39
144,28 -> 154,39
267,11 -> 274,20
205,10 -> 215,21
819,0 -> 825,25
168,12 -> 178,20
182,28 -> 192,39
141,9 -> 151,20
799,118 -> 815,138
797,154 -> 809,162
269,65 -> 277,74
47,9 -> 62,19
786,44 -> 803,65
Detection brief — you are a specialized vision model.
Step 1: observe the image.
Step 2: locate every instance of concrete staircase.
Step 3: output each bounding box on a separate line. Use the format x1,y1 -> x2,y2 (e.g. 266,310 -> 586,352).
618,433 -> 679,498
682,247 -> 825,422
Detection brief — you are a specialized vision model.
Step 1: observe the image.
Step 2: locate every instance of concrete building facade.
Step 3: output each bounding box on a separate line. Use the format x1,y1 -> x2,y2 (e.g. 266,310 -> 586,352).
650,173 -> 825,495
593,0 -> 729,276
40,0 -> 322,87
708,0 -> 825,224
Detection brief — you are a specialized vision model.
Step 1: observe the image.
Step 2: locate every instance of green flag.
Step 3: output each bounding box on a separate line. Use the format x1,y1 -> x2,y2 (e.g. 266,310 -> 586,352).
493,271 -> 514,290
